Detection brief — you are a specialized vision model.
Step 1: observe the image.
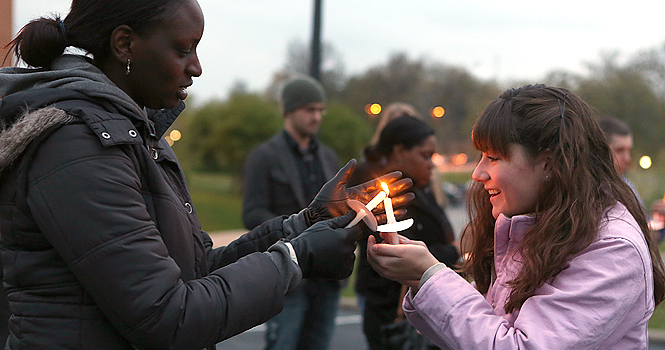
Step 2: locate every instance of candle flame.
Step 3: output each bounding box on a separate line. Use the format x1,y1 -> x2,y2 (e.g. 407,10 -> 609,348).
381,182 -> 389,196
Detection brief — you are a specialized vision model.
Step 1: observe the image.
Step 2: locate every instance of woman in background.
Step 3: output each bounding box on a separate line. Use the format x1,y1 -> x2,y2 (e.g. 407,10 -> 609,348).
349,115 -> 458,350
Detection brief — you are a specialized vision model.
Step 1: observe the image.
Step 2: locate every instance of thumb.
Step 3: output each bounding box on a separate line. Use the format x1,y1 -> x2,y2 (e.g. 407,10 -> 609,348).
330,159 -> 357,186
327,210 -> 357,228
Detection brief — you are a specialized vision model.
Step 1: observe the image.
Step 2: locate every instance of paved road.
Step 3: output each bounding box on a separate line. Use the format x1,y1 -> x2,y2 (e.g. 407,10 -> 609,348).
215,307 -> 365,350
214,305 -> 665,349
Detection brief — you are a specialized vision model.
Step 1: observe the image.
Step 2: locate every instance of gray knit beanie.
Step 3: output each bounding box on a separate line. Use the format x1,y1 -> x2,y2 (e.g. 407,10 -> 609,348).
281,76 -> 326,114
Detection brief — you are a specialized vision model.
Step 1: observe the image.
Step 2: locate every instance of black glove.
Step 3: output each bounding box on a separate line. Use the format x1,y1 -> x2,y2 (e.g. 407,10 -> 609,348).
304,159 -> 414,226
289,212 -> 363,280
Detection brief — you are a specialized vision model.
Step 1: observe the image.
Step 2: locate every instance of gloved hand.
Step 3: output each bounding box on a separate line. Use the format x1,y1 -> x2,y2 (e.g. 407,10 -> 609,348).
289,212 -> 363,280
304,159 -> 414,226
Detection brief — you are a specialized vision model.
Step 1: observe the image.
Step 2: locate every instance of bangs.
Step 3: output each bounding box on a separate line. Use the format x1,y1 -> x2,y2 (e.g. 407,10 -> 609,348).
472,98 -> 515,158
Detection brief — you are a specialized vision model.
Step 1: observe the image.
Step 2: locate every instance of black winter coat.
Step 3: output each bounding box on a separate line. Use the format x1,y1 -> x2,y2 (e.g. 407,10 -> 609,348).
0,89 -> 294,349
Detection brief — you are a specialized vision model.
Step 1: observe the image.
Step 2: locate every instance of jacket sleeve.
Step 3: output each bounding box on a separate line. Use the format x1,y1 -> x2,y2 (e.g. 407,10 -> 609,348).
404,236 -> 651,350
26,130 -> 295,349
204,216 -> 289,271
242,145 -> 280,229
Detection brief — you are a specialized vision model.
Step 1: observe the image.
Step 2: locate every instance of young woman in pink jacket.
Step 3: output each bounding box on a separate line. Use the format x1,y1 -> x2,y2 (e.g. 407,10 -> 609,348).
367,84 -> 665,349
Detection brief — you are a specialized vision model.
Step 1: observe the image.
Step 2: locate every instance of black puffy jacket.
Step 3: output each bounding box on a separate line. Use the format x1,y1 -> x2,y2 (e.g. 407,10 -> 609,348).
0,89 -> 296,349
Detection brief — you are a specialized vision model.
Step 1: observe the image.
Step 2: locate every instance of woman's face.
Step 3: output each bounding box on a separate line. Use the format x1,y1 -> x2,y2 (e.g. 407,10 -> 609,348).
126,0 -> 204,109
472,143 -> 548,219
391,135 -> 437,188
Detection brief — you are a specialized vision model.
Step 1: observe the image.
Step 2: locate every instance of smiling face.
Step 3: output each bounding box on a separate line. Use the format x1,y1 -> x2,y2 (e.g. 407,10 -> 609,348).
124,0 -> 204,109
472,143 -> 548,219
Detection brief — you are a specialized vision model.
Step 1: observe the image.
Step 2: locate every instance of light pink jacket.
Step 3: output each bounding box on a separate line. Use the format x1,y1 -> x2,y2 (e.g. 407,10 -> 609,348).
404,203 -> 655,349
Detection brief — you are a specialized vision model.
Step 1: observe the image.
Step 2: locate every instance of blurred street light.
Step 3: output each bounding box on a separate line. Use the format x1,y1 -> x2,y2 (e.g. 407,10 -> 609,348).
640,155 -> 652,169
170,129 -> 182,142
365,103 -> 382,116
452,153 -> 468,165
430,106 -> 445,118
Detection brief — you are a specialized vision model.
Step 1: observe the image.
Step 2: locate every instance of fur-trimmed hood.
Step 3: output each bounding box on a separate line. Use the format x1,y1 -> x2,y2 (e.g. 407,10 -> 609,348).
0,55 -> 184,174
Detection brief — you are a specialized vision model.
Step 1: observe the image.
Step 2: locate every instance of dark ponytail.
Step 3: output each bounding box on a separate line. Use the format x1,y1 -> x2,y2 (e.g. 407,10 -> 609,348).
8,16 -> 67,68
6,0 -> 180,68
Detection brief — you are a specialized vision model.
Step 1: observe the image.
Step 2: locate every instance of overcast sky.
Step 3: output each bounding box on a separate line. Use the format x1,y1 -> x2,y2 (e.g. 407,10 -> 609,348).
13,1 -> 665,103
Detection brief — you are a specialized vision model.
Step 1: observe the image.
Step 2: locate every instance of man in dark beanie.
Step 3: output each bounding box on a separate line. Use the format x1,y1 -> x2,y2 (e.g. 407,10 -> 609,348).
242,76 -> 341,350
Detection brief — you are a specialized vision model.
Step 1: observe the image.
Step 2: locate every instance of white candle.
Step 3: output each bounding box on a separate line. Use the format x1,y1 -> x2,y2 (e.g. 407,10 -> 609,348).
381,182 -> 396,224
383,196 -> 395,224
365,190 -> 387,211
345,190 -> 386,228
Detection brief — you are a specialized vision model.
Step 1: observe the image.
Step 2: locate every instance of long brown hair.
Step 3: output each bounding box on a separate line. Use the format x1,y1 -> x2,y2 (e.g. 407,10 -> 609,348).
460,84 -> 665,313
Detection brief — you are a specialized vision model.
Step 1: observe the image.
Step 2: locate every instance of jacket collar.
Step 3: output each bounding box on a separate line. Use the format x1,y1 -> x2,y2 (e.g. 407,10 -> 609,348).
494,213 -> 536,264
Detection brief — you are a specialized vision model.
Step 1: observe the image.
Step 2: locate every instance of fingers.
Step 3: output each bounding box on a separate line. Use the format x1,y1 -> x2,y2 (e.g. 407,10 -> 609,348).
346,226 -> 364,243
324,211 -> 363,243
386,178 -> 413,195
331,159 -> 357,185
375,171 -> 404,186
367,237 -> 403,258
389,193 -> 415,208
355,171 -> 403,193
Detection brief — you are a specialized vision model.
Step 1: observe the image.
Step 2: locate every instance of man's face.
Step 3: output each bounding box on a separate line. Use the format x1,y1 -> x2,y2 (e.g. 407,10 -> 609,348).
285,102 -> 325,138
609,134 -> 633,175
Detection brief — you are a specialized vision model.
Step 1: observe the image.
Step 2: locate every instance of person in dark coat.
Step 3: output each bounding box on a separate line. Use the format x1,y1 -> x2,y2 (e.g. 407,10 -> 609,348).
348,115 -> 459,350
0,1 -> 414,349
243,76 -> 343,350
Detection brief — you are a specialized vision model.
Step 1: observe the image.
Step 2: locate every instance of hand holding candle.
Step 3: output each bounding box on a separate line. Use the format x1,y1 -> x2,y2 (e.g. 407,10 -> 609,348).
377,182 -> 413,242
344,188 -> 386,230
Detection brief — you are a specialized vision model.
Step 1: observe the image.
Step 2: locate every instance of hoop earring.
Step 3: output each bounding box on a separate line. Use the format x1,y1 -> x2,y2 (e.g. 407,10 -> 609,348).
125,58 -> 131,76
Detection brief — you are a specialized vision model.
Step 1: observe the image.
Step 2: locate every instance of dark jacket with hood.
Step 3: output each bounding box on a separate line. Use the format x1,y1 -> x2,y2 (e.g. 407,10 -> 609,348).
0,55 -> 303,350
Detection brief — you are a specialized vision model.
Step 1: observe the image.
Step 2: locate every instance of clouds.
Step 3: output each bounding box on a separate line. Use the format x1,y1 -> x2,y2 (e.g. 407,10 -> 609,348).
13,0 -> 665,103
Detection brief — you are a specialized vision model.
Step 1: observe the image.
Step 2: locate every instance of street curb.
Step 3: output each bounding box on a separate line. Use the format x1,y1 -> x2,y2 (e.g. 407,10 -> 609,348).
339,296 -> 358,311
651,329 -> 665,344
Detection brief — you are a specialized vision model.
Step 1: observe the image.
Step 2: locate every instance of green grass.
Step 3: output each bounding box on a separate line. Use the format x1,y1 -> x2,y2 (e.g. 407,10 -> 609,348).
186,172 -> 244,231
650,304 -> 665,330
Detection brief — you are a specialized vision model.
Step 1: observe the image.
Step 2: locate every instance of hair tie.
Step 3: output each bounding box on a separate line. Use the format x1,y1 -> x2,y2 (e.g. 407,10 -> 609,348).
59,21 -> 69,47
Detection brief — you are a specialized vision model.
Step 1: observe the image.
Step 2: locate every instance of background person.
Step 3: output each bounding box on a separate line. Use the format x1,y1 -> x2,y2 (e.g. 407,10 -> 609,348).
348,115 -> 458,350
367,102 -> 448,211
598,116 -> 644,204
242,76 -> 342,350
0,1 -> 413,348
367,84 -> 665,349
598,116 -> 665,243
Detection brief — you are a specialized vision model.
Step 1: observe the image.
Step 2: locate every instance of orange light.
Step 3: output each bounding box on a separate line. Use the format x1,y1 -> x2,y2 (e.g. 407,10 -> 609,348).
452,153 -> 468,165
170,129 -> 182,142
430,106 -> 445,118
381,182 -> 390,196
